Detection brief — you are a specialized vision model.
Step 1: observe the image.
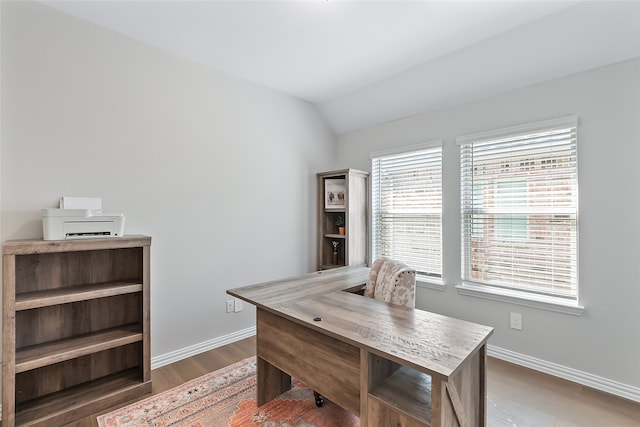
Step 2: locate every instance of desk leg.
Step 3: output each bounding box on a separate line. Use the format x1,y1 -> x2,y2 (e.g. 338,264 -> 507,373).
479,344 -> 487,426
433,345 -> 486,427
360,350 -> 368,427
257,356 -> 291,407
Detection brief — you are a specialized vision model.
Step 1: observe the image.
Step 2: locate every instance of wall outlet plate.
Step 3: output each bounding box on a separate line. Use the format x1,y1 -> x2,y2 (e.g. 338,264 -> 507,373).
510,312 -> 523,330
234,299 -> 243,312
226,299 -> 234,313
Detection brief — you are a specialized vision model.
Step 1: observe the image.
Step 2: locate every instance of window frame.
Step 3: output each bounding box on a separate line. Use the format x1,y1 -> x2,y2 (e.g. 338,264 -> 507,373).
457,116 -> 584,315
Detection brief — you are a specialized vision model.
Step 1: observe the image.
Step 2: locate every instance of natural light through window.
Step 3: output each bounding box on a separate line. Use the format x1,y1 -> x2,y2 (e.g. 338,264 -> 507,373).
458,116 -> 579,308
371,142 -> 442,285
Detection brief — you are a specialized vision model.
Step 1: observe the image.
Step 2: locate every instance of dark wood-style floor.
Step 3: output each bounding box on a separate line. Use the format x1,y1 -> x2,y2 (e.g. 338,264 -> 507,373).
15,336 -> 640,427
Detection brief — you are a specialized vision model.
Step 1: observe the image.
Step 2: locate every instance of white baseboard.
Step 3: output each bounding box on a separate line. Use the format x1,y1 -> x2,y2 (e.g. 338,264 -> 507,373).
151,326 -> 256,370
488,344 -> 640,403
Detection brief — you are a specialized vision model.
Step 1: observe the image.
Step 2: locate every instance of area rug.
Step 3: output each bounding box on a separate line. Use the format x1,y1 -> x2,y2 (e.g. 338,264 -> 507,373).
97,356 -> 360,427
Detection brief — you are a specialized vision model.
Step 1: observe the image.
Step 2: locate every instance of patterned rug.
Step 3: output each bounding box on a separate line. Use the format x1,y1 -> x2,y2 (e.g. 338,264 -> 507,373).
96,356 -> 360,426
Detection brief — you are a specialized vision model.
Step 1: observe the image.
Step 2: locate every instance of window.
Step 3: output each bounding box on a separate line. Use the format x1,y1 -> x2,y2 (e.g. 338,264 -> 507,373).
459,116 -> 579,306
371,142 -> 442,284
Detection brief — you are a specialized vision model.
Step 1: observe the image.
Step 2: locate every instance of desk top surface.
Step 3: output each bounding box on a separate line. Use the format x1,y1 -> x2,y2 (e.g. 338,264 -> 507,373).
227,266 -> 493,380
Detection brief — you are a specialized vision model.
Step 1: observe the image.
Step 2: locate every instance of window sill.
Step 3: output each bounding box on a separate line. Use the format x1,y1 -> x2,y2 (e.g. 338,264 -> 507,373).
417,277 -> 445,291
455,282 -> 585,316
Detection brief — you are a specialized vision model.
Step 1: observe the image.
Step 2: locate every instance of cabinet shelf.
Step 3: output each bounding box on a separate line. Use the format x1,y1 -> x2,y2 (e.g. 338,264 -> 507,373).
15,281 -> 143,311
15,368 -> 151,427
324,234 -> 346,239
320,264 -> 343,270
369,365 -> 433,425
16,324 -> 143,373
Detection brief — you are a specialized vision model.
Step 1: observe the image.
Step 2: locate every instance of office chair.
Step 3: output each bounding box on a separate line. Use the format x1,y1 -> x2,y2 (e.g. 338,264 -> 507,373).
363,257 -> 416,308
313,257 -> 416,407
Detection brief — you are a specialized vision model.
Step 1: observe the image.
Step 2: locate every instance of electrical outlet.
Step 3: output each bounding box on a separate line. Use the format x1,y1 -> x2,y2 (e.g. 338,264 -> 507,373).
226,299 -> 234,313
509,312 -> 522,330
234,299 -> 243,312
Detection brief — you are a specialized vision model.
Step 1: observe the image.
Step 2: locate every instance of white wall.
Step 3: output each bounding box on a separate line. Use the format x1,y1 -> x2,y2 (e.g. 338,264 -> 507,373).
337,58 -> 640,393
1,1 -> 335,360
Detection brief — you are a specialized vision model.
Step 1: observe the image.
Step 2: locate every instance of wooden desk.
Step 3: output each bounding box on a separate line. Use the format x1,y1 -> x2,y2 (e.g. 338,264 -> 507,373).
228,266 -> 494,427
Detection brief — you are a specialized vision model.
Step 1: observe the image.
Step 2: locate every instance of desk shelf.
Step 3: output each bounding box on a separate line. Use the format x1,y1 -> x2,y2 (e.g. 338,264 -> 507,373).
367,353 -> 432,426
369,365 -> 432,426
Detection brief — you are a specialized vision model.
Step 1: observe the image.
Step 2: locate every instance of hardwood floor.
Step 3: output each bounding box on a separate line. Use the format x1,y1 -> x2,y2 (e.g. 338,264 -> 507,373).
487,357 -> 639,427
9,336 -> 638,427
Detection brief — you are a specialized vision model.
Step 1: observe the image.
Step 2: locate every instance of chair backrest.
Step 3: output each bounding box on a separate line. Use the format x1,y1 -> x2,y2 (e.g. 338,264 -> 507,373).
363,257 -> 416,308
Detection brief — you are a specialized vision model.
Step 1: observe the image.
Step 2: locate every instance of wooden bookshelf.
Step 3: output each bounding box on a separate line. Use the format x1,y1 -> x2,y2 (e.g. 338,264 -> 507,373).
317,169 -> 369,270
2,236 -> 151,427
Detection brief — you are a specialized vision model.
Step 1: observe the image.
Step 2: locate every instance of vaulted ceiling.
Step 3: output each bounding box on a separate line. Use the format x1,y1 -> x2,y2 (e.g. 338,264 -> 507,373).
41,1 -> 640,134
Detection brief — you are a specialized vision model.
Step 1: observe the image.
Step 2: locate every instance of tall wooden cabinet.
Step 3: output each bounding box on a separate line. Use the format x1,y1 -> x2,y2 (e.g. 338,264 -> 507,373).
2,236 -> 151,427
317,169 -> 369,270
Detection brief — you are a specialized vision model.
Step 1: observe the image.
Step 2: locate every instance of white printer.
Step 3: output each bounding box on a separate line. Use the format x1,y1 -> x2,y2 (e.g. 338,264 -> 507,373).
42,197 -> 125,241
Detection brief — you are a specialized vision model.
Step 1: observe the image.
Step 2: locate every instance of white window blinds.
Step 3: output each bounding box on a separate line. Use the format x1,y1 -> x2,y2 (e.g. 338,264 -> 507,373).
459,116 -> 578,299
371,144 -> 442,280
